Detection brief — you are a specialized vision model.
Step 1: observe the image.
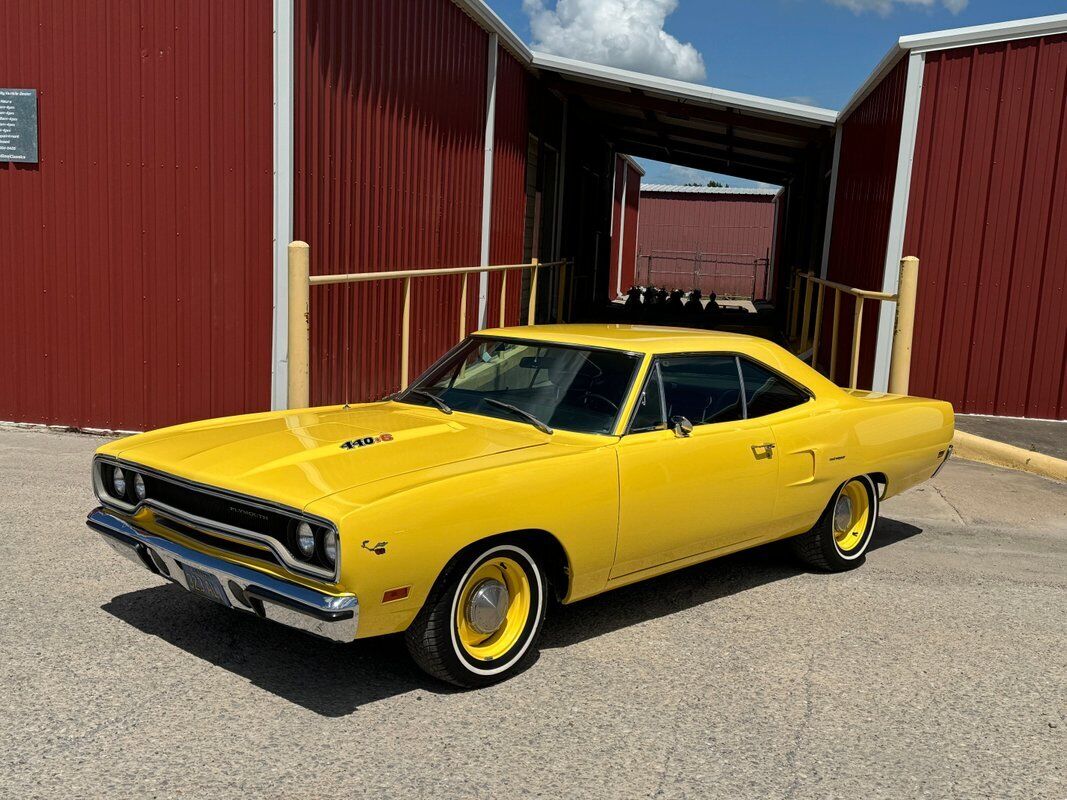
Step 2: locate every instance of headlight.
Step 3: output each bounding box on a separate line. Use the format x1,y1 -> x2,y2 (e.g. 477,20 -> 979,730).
111,467 -> 127,498
323,529 -> 338,565
295,522 -> 316,558
133,473 -> 146,501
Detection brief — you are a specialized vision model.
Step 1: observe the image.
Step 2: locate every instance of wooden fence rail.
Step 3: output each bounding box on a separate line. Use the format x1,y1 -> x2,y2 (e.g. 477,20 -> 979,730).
286,241 -> 568,408
785,257 -> 919,394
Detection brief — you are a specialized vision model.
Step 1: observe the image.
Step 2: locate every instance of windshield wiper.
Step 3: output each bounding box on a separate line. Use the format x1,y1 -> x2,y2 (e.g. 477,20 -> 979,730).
482,398 -> 553,434
408,389 -> 452,415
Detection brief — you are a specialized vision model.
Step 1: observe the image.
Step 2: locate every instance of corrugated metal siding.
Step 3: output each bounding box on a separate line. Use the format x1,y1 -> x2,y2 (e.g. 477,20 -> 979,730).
607,155 -> 626,298
487,48 -> 529,327
295,0 -> 489,405
821,57 -> 908,386
636,192 -> 777,298
0,0 -> 273,430
904,35 -> 1067,419
620,162 -> 641,294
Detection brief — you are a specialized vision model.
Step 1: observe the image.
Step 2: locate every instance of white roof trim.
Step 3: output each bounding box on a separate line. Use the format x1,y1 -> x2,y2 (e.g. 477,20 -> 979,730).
451,0 -> 532,63
531,51 -> 838,127
900,12 -> 1067,52
620,153 -> 646,176
840,13 -> 1067,123
641,184 -> 779,196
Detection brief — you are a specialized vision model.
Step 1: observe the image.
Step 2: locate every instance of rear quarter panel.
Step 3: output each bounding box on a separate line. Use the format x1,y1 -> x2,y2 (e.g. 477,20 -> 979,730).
770,393 -> 954,536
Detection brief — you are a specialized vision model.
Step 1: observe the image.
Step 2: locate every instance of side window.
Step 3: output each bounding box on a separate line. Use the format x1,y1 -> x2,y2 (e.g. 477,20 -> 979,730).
740,358 -> 809,418
659,355 -> 744,426
629,364 -> 666,432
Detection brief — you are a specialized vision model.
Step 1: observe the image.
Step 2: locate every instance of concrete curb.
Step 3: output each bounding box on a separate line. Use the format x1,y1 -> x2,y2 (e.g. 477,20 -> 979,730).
952,430 -> 1067,483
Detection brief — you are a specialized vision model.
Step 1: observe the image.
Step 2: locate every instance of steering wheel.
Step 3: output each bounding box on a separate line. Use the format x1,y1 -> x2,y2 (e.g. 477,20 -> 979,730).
582,392 -> 619,414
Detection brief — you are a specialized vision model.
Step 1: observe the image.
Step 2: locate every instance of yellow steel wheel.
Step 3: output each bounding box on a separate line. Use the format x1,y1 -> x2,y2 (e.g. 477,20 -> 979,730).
454,556 -> 532,662
833,479 -> 871,554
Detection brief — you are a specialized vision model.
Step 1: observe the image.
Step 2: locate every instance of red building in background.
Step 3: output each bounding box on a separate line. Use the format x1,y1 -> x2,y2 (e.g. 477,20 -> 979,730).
2,3 -> 1065,426
636,186 -> 780,300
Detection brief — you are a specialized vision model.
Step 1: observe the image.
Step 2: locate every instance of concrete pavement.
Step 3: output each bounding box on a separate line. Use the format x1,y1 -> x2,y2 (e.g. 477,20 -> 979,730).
1,426 -> 1064,799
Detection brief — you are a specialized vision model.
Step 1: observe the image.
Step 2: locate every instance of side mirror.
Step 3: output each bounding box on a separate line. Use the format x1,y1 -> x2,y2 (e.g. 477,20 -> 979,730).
670,415 -> 693,438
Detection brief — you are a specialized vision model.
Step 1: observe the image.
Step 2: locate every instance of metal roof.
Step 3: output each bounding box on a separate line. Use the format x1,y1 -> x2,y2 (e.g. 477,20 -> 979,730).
840,13 -> 1067,122
454,2 -> 1067,180
641,185 -> 780,196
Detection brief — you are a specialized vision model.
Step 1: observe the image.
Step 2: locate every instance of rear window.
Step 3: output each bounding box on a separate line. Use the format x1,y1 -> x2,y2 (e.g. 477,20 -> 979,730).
739,359 -> 809,418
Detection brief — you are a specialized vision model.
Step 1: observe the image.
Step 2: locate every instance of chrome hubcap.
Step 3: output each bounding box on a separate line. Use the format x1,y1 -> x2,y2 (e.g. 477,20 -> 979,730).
834,494 -> 853,533
465,578 -> 510,634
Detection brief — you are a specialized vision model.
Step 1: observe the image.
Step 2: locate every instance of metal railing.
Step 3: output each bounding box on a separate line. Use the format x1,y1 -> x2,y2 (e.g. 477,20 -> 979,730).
638,251 -> 770,300
786,256 -> 919,394
286,241 -> 568,408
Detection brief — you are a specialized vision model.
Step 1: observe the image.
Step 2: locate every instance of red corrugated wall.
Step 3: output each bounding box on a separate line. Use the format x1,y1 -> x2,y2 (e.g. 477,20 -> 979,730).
607,155 -> 627,298
636,191 -> 777,299
296,0 -> 528,404
0,0 -> 273,430
487,47 -> 530,328
904,35 -> 1067,419
821,57 -> 908,387
620,161 -> 641,294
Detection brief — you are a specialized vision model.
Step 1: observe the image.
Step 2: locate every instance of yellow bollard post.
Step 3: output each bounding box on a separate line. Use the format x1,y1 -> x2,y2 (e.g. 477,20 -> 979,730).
829,288 -> 841,383
287,241 -> 311,409
811,283 -> 825,368
888,256 -> 919,396
499,270 -> 508,327
799,272 -> 814,352
401,277 -> 412,390
850,296 -> 864,390
458,273 -> 468,342
527,259 -> 539,325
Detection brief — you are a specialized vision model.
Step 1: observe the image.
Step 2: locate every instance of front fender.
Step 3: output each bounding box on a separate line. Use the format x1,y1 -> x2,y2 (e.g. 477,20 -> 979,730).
306,444 -> 619,638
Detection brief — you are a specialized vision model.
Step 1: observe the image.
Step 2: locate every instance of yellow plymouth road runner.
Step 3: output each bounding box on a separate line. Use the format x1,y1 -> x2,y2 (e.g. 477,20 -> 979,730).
88,325 -> 954,686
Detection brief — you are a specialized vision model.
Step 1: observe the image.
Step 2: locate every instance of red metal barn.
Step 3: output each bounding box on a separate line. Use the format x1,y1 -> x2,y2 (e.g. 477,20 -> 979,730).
0,0 -> 275,431
2,2 -> 1065,429
637,186 -> 780,300
823,17 -> 1067,419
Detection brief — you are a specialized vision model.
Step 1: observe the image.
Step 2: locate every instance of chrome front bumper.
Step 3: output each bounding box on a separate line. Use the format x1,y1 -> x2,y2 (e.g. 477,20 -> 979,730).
86,507 -> 358,643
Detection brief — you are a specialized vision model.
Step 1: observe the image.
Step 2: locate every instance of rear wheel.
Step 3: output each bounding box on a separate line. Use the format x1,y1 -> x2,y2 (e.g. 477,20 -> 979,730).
405,543 -> 547,688
791,475 -> 878,571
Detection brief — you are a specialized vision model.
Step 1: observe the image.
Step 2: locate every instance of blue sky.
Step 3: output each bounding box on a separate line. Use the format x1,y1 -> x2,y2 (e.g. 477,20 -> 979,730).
489,0 -> 1065,186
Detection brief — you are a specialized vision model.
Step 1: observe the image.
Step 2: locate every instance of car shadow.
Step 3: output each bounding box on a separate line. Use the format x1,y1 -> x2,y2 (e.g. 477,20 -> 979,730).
542,516 -> 923,650
101,517 -> 922,716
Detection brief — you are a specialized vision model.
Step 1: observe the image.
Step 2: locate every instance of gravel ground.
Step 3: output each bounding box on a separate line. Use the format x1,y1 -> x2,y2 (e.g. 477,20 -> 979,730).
2,426 -> 1064,799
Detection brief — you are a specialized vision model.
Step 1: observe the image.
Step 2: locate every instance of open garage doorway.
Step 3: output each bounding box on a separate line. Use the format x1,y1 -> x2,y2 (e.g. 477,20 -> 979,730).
527,53 -> 837,343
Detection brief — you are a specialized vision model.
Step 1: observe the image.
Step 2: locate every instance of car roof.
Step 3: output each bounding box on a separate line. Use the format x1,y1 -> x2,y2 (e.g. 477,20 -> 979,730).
477,323 -> 765,355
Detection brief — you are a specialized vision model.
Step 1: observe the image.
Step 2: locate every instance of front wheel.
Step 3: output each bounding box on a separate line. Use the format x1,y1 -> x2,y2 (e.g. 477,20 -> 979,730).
791,475 -> 879,571
405,542 -> 547,688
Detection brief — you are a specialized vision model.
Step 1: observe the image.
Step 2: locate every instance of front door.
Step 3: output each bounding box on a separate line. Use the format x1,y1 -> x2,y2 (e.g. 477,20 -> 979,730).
610,354 -> 780,580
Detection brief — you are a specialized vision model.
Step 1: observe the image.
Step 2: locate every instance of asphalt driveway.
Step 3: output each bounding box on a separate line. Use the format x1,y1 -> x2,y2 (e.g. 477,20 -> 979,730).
2,426 -> 1064,799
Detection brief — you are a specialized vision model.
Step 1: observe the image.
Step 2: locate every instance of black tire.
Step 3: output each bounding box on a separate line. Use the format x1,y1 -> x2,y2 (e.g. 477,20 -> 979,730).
405,542 -> 547,688
791,475 -> 879,571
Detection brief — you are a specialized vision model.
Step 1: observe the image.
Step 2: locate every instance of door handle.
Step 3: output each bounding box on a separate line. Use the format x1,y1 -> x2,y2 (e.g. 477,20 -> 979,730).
751,443 -> 775,460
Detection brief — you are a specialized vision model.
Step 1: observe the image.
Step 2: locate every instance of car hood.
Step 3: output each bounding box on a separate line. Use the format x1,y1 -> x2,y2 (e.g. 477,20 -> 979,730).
106,402 -> 551,509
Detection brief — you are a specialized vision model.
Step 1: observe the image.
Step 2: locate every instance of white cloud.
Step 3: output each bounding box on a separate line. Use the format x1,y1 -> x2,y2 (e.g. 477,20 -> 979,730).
524,0 -> 707,82
827,0 -> 968,15
782,95 -> 816,106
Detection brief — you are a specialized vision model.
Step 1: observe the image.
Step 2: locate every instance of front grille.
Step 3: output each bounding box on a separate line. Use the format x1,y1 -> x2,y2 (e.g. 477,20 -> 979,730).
141,474 -> 293,540
156,516 -> 281,565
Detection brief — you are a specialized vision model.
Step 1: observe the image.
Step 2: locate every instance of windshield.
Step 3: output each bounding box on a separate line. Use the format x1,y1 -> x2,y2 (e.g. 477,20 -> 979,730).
399,337 -> 641,435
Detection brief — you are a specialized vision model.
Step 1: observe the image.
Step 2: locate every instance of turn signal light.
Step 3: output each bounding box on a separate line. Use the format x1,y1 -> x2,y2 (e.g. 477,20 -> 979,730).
382,586 -> 410,603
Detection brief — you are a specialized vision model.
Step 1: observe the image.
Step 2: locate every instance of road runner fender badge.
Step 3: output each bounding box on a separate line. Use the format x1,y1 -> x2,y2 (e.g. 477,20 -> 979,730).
341,433 -> 394,450
361,540 -> 388,555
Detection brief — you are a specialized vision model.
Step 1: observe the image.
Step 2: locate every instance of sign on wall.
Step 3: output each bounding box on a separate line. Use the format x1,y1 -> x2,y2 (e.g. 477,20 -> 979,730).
0,89 -> 39,163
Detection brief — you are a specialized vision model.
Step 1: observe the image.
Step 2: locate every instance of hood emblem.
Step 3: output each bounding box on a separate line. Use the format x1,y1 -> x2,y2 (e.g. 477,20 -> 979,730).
341,432 -> 394,451
361,540 -> 388,555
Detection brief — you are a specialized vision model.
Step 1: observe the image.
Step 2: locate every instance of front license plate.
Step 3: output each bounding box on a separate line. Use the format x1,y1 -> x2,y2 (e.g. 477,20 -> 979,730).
180,563 -> 231,607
